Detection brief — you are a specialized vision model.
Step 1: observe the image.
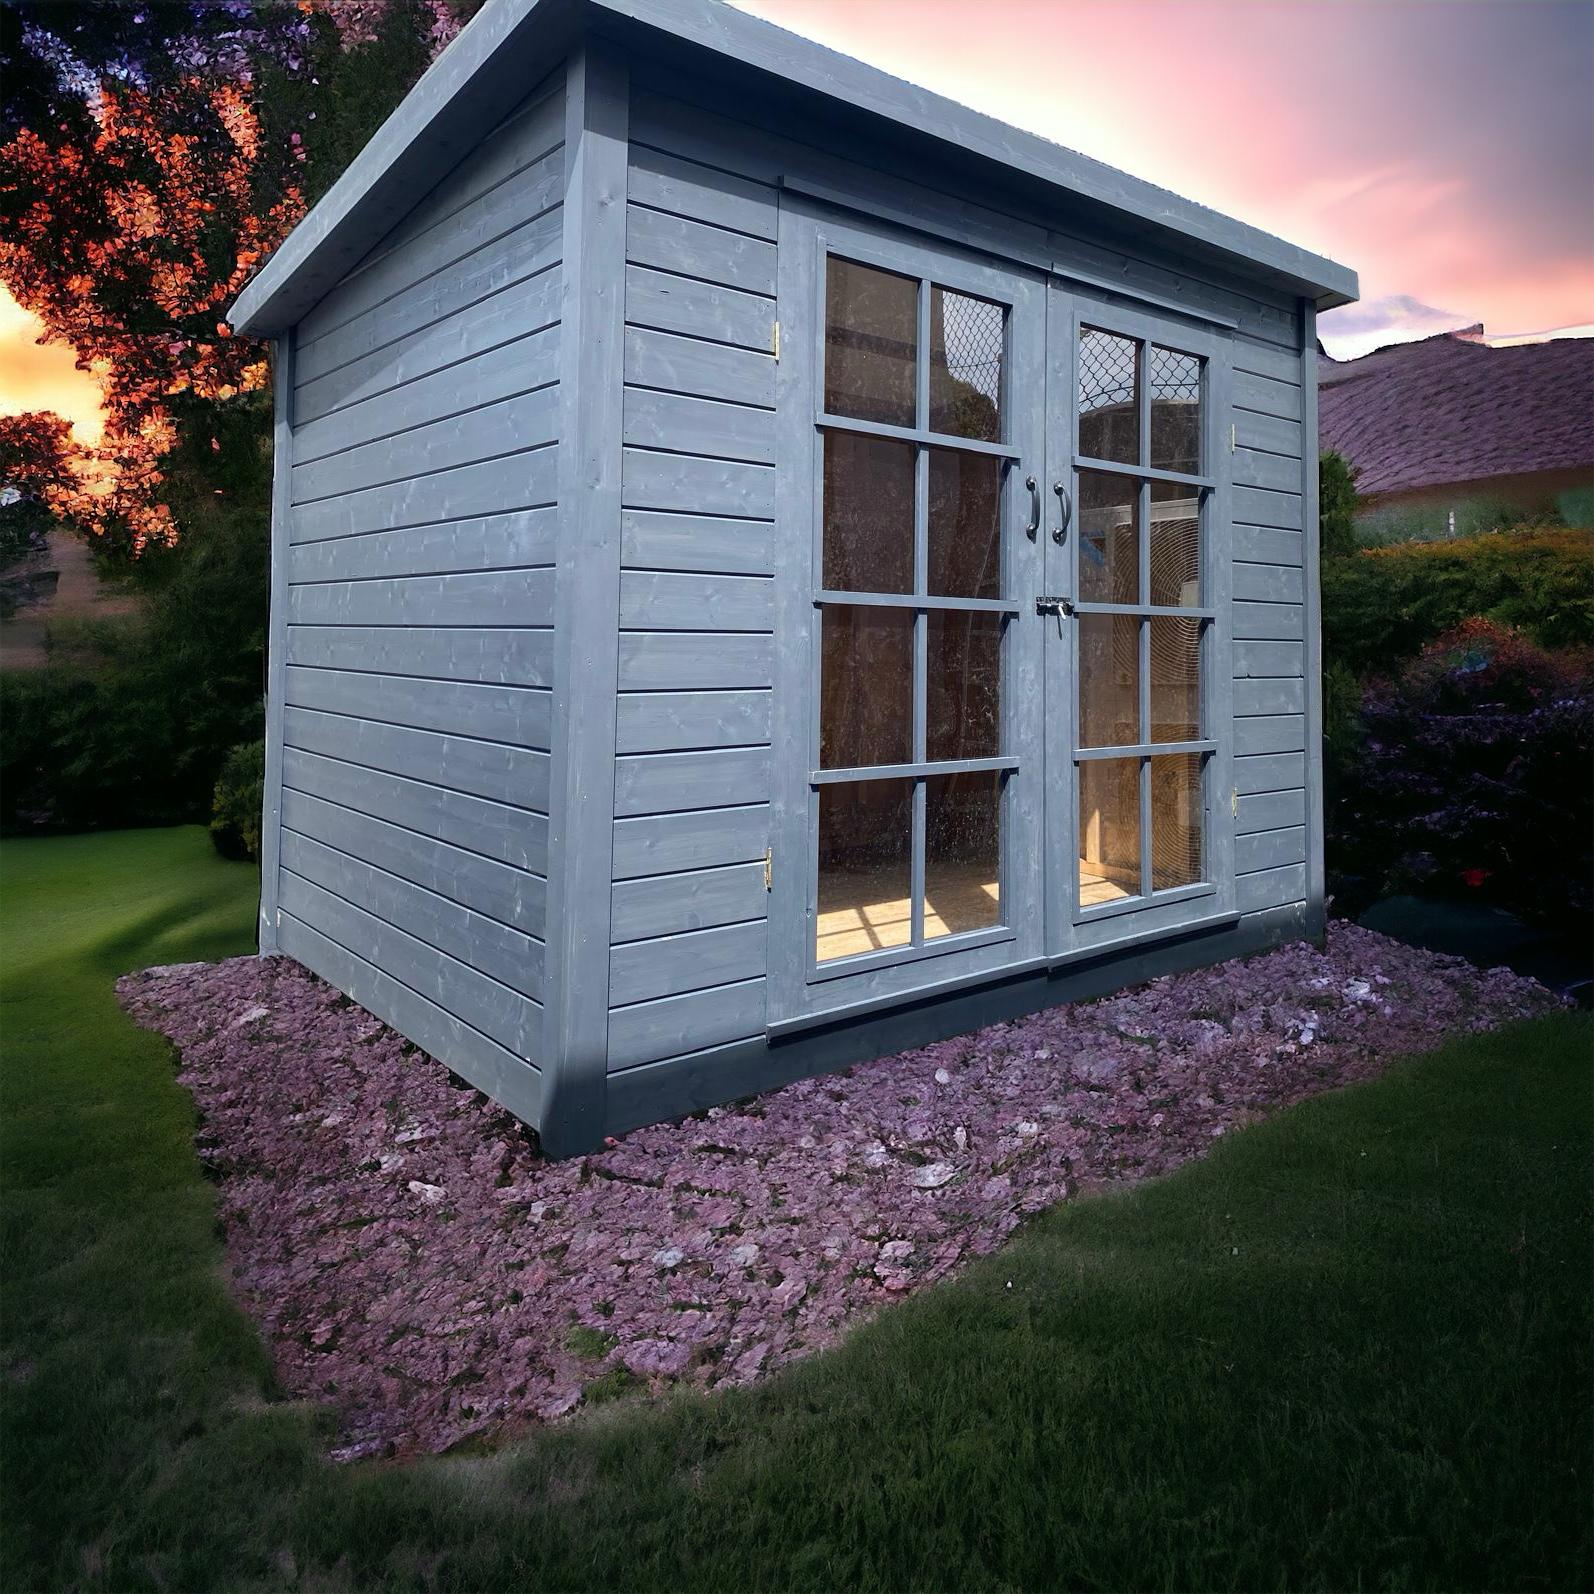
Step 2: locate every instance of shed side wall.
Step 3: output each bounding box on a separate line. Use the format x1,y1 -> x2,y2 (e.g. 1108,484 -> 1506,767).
268,76 -> 566,1122
601,78 -> 1316,1095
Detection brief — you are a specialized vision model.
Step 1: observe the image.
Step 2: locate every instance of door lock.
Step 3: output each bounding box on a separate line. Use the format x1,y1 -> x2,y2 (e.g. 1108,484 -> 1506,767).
1035,594 -> 1075,636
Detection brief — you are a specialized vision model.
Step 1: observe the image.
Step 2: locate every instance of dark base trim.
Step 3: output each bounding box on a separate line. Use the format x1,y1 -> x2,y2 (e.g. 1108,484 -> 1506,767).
598,901 -> 1313,1148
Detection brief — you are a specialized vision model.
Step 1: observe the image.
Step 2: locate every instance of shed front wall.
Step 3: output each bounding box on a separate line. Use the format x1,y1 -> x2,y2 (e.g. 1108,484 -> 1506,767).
587,61 -> 1320,1133
260,72 -> 568,1126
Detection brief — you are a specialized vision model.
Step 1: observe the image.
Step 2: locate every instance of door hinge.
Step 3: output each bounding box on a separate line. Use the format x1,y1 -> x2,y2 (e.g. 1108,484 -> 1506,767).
1229,422 -> 1237,454
763,846 -> 773,891
1231,787 -> 1239,817
771,320 -> 780,359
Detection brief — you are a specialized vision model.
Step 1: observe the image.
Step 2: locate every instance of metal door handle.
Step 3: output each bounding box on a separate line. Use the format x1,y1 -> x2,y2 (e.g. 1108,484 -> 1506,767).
1052,480 -> 1072,545
1024,476 -> 1040,540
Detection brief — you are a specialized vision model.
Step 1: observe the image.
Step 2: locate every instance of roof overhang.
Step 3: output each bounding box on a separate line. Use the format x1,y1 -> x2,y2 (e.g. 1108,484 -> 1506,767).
229,0 -> 1358,337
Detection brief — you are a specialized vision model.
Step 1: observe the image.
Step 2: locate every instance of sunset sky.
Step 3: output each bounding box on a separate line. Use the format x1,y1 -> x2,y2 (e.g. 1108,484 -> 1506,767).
3,0 -> 1591,440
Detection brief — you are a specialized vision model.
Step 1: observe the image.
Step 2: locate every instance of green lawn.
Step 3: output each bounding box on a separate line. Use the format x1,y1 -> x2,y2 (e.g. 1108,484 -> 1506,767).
3,826 -> 1590,1592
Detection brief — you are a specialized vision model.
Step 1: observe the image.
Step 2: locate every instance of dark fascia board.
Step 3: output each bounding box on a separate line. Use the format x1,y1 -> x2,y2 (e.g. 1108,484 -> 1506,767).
229,0 -> 1356,336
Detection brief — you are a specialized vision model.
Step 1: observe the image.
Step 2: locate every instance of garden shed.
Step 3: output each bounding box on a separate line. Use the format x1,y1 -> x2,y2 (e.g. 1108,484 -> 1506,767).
229,0 -> 1358,1156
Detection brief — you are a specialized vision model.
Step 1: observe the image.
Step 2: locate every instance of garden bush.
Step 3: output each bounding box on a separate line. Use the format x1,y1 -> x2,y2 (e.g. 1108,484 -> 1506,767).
208,739 -> 265,861
1322,525 -> 1594,674
1325,619 -> 1593,927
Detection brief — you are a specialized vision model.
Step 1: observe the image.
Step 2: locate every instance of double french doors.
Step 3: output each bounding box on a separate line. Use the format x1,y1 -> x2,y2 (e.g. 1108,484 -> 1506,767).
770,203 -> 1232,1022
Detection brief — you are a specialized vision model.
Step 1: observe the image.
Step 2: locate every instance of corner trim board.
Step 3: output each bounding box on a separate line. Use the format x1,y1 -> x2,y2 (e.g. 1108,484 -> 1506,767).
259,333 -> 295,954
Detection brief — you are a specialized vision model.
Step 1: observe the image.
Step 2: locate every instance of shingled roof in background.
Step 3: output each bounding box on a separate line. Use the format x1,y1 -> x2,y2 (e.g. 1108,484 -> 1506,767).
1317,330 -> 1594,498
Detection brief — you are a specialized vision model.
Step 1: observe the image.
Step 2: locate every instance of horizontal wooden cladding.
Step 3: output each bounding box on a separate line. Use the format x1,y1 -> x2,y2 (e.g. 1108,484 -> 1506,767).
617,631 -> 772,691
612,861 -> 767,942
283,746 -> 548,873
285,509 -> 557,584
626,266 -> 776,352
1235,715 -> 1307,756
622,448 -> 775,520
1232,526 -> 1302,567
293,388 -> 558,506
1234,368 -> 1303,424
295,263 -> 560,429
295,327 -> 561,465
1232,336 -> 1304,386
1232,676 -> 1306,718
616,689 -> 771,755
627,204 -> 777,297
623,387 -> 775,465
277,913 -> 542,1111
279,874 -> 541,1057
619,570 -> 774,630
289,449 -> 558,544
629,141 -> 778,242
614,748 -> 773,817
607,978 -> 767,1073
1232,640 -> 1304,679
283,707 -> 549,811
284,667 -> 551,756
298,144 -> 565,361
612,803 -> 770,879
1232,406 -> 1302,460
629,89 -> 1296,349
610,920 -> 768,1007
1235,826 -> 1307,875
1234,562 -> 1304,605
286,569 -> 555,629
1237,862 -> 1308,915
281,830 -> 543,998
300,85 -> 563,341
282,788 -> 545,931
624,326 -> 775,409
1234,751 -> 1306,796
1233,447 -> 1301,495
1233,601 -> 1304,641
287,625 -> 553,689
1231,485 -> 1303,532
621,511 -> 773,576
1235,788 -> 1306,836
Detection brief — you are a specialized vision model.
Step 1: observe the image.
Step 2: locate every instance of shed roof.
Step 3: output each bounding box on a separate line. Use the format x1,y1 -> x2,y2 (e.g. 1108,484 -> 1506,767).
1318,331 -> 1594,498
229,0 -> 1357,336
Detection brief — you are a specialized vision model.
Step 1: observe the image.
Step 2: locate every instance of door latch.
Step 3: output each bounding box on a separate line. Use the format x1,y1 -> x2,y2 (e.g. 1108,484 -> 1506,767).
1035,595 -> 1074,636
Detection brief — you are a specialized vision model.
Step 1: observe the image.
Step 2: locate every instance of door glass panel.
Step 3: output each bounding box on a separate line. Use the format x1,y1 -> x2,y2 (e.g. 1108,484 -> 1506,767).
928,448 -> 1003,598
1148,345 -> 1202,474
1078,612 -> 1140,748
1149,616 -> 1201,742
927,610 -> 1002,761
1077,328 -> 1139,464
822,430 -> 915,592
817,779 -> 913,960
925,771 -> 1001,938
824,257 -> 917,427
1151,753 -> 1204,889
1149,479 -> 1201,606
1079,758 -> 1141,906
929,287 -> 1005,441
820,606 -> 912,768
1077,469 -> 1139,605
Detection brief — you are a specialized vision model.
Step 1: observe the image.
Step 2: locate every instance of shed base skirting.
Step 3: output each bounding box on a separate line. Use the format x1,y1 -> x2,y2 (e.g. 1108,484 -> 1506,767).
595,901 -> 1317,1148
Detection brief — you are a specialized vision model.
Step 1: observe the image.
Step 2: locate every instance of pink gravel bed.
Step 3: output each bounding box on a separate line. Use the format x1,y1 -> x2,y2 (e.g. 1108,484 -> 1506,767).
118,924 -> 1559,1461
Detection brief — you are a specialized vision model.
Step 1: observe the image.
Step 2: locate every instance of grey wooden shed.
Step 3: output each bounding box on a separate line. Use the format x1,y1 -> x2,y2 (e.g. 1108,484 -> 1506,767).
229,0 -> 1358,1156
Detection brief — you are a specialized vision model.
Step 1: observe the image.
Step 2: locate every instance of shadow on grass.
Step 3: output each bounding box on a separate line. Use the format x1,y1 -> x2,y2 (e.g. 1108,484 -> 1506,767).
3,827 -> 1590,1592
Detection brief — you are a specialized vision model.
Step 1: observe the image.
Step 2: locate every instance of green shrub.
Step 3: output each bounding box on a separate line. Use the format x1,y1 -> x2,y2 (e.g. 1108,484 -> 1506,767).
1322,526 -> 1594,676
209,740 -> 265,861
1318,450 -> 1359,559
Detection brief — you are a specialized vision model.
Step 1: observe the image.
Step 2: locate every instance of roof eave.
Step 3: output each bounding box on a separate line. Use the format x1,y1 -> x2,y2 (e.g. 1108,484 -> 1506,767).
229,0 -> 1357,337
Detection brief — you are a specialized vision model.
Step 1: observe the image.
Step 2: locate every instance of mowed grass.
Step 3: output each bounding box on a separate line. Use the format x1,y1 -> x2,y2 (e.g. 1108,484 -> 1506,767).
2,827 -> 1590,1592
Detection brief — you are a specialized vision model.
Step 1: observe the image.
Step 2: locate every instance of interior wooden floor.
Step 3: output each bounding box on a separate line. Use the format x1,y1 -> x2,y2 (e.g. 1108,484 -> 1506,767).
815,858 -> 1140,959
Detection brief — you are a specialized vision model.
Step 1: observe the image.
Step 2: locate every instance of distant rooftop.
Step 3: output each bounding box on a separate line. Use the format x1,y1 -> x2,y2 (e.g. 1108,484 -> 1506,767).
1317,329 -> 1594,499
